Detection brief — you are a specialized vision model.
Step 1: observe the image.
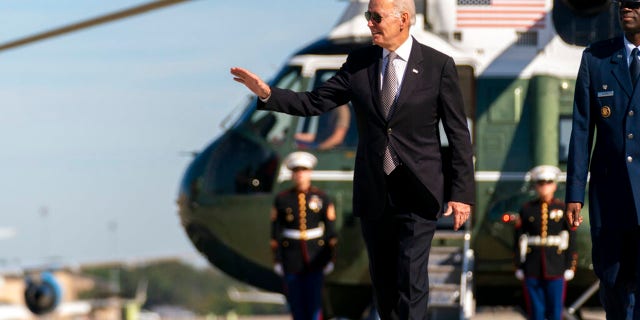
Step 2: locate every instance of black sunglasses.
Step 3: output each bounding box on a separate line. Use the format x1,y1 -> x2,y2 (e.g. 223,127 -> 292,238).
535,180 -> 554,186
364,11 -> 383,23
620,1 -> 640,9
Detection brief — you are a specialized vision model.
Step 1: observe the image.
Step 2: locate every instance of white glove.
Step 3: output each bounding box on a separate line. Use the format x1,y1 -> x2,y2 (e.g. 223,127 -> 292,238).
323,262 -> 335,275
564,269 -> 575,281
515,269 -> 524,280
273,263 -> 284,276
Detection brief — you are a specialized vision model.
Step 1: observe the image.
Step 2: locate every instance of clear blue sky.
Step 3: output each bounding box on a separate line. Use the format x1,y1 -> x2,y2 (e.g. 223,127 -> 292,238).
0,0 -> 348,267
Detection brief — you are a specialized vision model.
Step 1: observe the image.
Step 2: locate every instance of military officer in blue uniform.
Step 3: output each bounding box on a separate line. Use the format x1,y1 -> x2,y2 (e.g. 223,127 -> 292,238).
515,165 -> 578,320
566,1 -> 640,318
270,151 -> 337,320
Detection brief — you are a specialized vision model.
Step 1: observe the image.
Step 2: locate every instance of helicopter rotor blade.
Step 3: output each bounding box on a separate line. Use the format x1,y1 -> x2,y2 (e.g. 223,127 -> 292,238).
0,0 -> 191,53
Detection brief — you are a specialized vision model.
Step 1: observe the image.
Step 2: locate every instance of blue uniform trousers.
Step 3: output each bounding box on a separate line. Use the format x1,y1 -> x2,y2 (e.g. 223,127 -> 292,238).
523,277 -> 565,320
593,227 -> 640,320
284,271 -> 324,320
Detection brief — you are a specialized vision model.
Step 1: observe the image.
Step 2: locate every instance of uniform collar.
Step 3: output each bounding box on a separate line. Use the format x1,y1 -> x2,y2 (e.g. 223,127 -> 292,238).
624,35 -> 639,63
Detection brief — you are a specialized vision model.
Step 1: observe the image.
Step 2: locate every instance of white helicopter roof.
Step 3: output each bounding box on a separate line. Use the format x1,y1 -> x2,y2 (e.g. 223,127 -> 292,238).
328,0 -> 476,67
328,0 -> 588,78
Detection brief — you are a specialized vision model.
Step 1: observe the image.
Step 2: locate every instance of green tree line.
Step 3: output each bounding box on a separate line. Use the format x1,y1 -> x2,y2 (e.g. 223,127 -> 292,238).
80,260 -> 286,316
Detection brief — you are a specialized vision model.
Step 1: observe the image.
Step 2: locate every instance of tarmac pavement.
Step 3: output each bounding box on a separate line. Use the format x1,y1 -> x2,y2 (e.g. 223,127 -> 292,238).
233,306 -> 606,320
470,306 -> 605,320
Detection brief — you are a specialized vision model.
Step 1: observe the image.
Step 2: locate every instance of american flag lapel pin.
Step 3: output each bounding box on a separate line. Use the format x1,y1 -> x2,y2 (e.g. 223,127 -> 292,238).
412,68 -> 419,74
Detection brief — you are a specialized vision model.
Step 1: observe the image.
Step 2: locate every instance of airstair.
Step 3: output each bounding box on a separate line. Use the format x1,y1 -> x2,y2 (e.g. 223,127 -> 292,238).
427,225 -> 475,320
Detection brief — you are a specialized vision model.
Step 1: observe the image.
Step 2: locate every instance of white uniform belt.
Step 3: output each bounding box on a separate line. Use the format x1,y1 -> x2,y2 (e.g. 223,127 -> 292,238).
519,231 -> 569,263
527,233 -> 567,249
282,227 -> 324,240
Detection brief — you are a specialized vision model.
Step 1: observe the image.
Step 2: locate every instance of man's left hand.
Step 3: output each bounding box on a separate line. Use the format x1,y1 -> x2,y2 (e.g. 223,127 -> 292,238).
444,201 -> 471,231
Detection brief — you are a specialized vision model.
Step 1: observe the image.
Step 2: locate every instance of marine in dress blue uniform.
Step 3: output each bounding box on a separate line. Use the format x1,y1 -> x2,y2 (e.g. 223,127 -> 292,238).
566,2 -> 640,318
515,165 -> 578,320
270,152 -> 337,320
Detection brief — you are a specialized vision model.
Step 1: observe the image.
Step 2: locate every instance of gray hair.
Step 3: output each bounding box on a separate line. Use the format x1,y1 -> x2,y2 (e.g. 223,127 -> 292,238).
394,0 -> 416,25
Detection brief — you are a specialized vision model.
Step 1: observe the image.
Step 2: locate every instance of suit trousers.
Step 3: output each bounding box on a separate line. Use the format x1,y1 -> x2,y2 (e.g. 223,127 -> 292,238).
592,227 -> 640,320
360,165 -> 438,320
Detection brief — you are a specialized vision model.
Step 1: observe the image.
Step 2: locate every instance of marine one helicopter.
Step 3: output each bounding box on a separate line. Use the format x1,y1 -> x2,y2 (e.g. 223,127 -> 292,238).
178,0 -> 623,318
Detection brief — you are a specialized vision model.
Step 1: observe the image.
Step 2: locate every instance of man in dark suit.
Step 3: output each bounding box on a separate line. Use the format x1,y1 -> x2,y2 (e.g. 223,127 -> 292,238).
231,0 -> 475,318
566,1 -> 640,318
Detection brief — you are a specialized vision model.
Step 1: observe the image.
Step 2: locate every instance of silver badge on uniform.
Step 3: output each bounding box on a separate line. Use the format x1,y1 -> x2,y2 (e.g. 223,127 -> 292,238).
550,209 -> 564,222
308,195 -> 323,212
597,90 -> 614,97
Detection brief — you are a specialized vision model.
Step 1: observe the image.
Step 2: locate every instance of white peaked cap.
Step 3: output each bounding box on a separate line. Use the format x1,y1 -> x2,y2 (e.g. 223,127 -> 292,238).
528,165 -> 561,182
284,151 -> 317,170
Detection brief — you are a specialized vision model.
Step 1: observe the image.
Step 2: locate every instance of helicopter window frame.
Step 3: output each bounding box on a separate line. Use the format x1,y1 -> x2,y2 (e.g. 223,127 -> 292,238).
293,68 -> 358,151
247,66 -> 305,145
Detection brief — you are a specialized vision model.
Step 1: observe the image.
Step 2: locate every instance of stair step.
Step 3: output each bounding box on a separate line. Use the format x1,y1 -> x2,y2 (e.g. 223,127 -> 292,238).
430,275 -> 460,285
430,247 -> 464,266
431,246 -> 463,254
433,230 -> 467,240
429,284 -> 460,307
429,265 -> 459,272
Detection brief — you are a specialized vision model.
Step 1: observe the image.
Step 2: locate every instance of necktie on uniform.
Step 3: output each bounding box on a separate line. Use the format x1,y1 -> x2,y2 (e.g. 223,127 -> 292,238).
631,48 -> 640,87
381,52 -> 400,175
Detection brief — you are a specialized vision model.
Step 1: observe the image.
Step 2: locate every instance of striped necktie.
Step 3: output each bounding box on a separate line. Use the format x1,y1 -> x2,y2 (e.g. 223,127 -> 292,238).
381,52 -> 400,175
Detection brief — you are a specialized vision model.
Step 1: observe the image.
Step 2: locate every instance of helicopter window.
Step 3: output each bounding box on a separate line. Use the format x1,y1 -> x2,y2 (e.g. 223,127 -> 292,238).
559,116 -> 572,163
515,31 -> 537,47
202,129 -> 279,195
248,67 -> 304,145
250,110 -> 294,146
276,66 -> 305,92
294,69 -> 358,150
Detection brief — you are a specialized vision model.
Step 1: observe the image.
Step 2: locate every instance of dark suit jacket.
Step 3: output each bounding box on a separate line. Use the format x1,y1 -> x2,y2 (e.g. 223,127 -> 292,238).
566,36 -> 640,230
259,37 -> 475,219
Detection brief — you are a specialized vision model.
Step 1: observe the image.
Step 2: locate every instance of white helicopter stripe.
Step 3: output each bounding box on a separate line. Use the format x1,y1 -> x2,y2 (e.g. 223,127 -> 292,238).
278,170 -> 573,183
